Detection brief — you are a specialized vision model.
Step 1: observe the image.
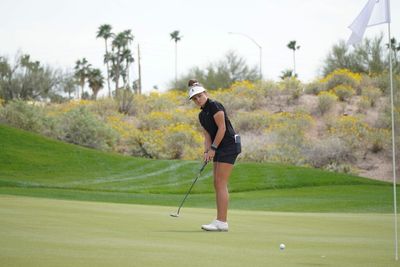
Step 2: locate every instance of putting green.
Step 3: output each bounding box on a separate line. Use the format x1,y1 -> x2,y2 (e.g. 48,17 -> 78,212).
0,195 -> 398,267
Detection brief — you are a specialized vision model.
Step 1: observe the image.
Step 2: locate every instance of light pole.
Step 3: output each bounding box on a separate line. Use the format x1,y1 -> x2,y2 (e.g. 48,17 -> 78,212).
228,32 -> 262,80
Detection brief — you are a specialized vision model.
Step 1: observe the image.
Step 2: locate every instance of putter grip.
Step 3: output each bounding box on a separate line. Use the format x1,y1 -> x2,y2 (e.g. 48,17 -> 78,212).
200,161 -> 208,172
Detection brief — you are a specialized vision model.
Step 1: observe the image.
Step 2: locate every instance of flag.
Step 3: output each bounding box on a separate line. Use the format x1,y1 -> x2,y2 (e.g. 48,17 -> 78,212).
347,0 -> 391,46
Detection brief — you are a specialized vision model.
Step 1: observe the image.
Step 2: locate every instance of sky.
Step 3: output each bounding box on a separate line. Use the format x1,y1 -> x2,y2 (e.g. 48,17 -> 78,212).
1,0 -> 399,95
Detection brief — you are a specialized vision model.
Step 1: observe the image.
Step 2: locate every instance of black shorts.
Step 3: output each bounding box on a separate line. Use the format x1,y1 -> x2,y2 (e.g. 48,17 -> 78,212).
213,152 -> 239,165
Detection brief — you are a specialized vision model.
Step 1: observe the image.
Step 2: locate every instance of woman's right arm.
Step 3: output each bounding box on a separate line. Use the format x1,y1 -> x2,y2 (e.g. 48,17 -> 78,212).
203,128 -> 212,162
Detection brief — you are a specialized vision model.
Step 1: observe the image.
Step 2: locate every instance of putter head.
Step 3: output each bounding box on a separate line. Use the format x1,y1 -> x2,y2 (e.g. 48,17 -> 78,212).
170,212 -> 179,218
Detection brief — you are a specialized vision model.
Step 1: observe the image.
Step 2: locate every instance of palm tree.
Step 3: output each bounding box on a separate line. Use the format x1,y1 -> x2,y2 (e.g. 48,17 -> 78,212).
111,30 -> 134,91
170,30 -> 182,88
121,48 -> 134,89
287,40 -> 300,76
74,58 -> 91,99
96,24 -> 113,98
87,68 -> 104,100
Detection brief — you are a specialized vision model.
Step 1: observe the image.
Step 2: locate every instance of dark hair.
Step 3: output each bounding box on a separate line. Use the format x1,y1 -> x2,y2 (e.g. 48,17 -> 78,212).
188,79 -> 199,87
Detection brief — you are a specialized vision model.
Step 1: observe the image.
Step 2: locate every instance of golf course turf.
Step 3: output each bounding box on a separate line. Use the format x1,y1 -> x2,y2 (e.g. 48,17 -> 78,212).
0,195 -> 398,267
1,124 -> 399,266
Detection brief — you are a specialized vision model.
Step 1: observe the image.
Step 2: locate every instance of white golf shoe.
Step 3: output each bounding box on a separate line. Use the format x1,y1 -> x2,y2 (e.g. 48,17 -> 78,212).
201,219 -> 229,232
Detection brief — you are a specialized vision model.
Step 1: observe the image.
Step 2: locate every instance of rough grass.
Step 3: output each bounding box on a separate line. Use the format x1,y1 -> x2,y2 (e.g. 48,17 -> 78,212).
0,124 -> 397,213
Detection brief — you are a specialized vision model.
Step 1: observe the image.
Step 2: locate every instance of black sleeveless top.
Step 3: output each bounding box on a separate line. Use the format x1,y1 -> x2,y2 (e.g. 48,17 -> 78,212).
199,99 -> 237,154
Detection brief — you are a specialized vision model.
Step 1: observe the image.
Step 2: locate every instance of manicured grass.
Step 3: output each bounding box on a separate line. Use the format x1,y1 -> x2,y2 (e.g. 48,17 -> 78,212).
0,195 -> 398,267
0,124 -> 397,212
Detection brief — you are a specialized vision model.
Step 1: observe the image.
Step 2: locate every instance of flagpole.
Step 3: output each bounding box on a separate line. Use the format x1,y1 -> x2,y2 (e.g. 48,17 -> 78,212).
388,20 -> 398,261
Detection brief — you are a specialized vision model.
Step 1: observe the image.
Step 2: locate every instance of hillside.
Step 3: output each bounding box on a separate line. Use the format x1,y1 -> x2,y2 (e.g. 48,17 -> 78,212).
0,124 -> 396,213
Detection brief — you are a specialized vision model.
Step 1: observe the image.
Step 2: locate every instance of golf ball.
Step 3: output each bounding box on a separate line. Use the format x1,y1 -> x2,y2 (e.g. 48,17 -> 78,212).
280,243 -> 286,250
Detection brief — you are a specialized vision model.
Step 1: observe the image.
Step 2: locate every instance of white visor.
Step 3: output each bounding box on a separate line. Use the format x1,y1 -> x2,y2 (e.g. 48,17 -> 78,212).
188,85 -> 206,99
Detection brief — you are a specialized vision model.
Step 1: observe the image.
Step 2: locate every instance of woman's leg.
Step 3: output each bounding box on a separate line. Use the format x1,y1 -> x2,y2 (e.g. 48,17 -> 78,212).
213,162 -> 234,222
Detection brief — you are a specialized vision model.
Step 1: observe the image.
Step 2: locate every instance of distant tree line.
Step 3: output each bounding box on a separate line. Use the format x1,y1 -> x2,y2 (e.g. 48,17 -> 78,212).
1,33 -> 398,102
323,35 -> 400,76
171,50 -> 259,90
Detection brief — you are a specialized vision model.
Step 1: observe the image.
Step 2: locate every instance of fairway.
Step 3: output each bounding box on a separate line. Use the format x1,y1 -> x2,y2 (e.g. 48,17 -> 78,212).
0,195 -> 398,267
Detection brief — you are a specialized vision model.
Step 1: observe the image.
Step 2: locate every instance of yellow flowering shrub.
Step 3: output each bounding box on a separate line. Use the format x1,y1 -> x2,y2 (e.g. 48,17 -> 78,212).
107,114 -> 138,139
267,112 -> 314,133
45,99 -> 94,117
328,115 -> 370,148
212,81 -> 267,111
130,123 -> 203,160
320,68 -> 361,91
138,108 -> 199,131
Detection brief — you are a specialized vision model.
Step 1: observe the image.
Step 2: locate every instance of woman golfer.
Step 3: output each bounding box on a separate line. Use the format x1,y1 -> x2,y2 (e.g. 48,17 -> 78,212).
188,79 -> 241,231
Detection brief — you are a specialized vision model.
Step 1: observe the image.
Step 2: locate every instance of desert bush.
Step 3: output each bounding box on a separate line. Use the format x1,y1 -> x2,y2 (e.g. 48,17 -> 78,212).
57,106 -> 118,151
128,91 -> 186,116
116,89 -> 135,114
263,112 -> 314,165
325,162 -> 354,174
332,85 -> 355,101
321,68 -> 362,91
44,99 -> 93,117
361,86 -> 382,107
238,133 -> 271,162
213,90 -> 254,112
304,80 -> 324,95
269,111 -> 314,132
369,72 -> 400,95
304,137 -> 354,168
368,128 -> 390,153
231,110 -> 271,133
279,77 -> 303,102
0,100 -> 51,134
317,91 -> 337,115
138,108 -> 198,131
260,80 -> 281,100
129,123 -> 202,160
88,98 -> 119,119
328,115 -> 370,150
357,96 -> 372,112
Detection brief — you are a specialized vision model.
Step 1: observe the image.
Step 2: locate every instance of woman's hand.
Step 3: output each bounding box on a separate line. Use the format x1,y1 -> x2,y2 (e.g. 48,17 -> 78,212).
205,149 -> 216,162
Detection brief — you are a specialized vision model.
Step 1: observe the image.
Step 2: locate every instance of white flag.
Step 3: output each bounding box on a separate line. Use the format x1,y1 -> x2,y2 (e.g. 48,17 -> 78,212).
347,0 -> 391,46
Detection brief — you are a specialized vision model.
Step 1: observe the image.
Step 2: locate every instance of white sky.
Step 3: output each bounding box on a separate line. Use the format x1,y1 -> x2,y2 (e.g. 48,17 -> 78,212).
1,0 -> 399,95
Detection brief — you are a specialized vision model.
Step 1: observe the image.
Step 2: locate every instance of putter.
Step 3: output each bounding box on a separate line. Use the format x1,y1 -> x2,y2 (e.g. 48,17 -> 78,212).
170,161 -> 208,217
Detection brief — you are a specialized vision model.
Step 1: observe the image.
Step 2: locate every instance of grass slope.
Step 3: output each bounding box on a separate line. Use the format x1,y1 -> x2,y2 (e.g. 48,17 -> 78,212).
0,124 -> 396,212
0,195 -> 398,267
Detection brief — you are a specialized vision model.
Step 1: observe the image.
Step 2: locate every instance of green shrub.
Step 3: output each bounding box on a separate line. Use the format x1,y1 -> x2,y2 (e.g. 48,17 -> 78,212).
279,77 -> 303,101
332,85 -> 355,101
231,111 -> 271,133
0,100 -> 50,134
368,128 -> 390,153
317,91 -> 337,115
57,106 -> 118,151
304,137 -> 354,168
357,96 -> 372,112
304,81 -> 324,95
262,112 -> 314,165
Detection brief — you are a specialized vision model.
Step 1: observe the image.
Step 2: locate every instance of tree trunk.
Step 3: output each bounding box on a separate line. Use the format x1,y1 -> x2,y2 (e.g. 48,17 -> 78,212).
105,40 -> 112,98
